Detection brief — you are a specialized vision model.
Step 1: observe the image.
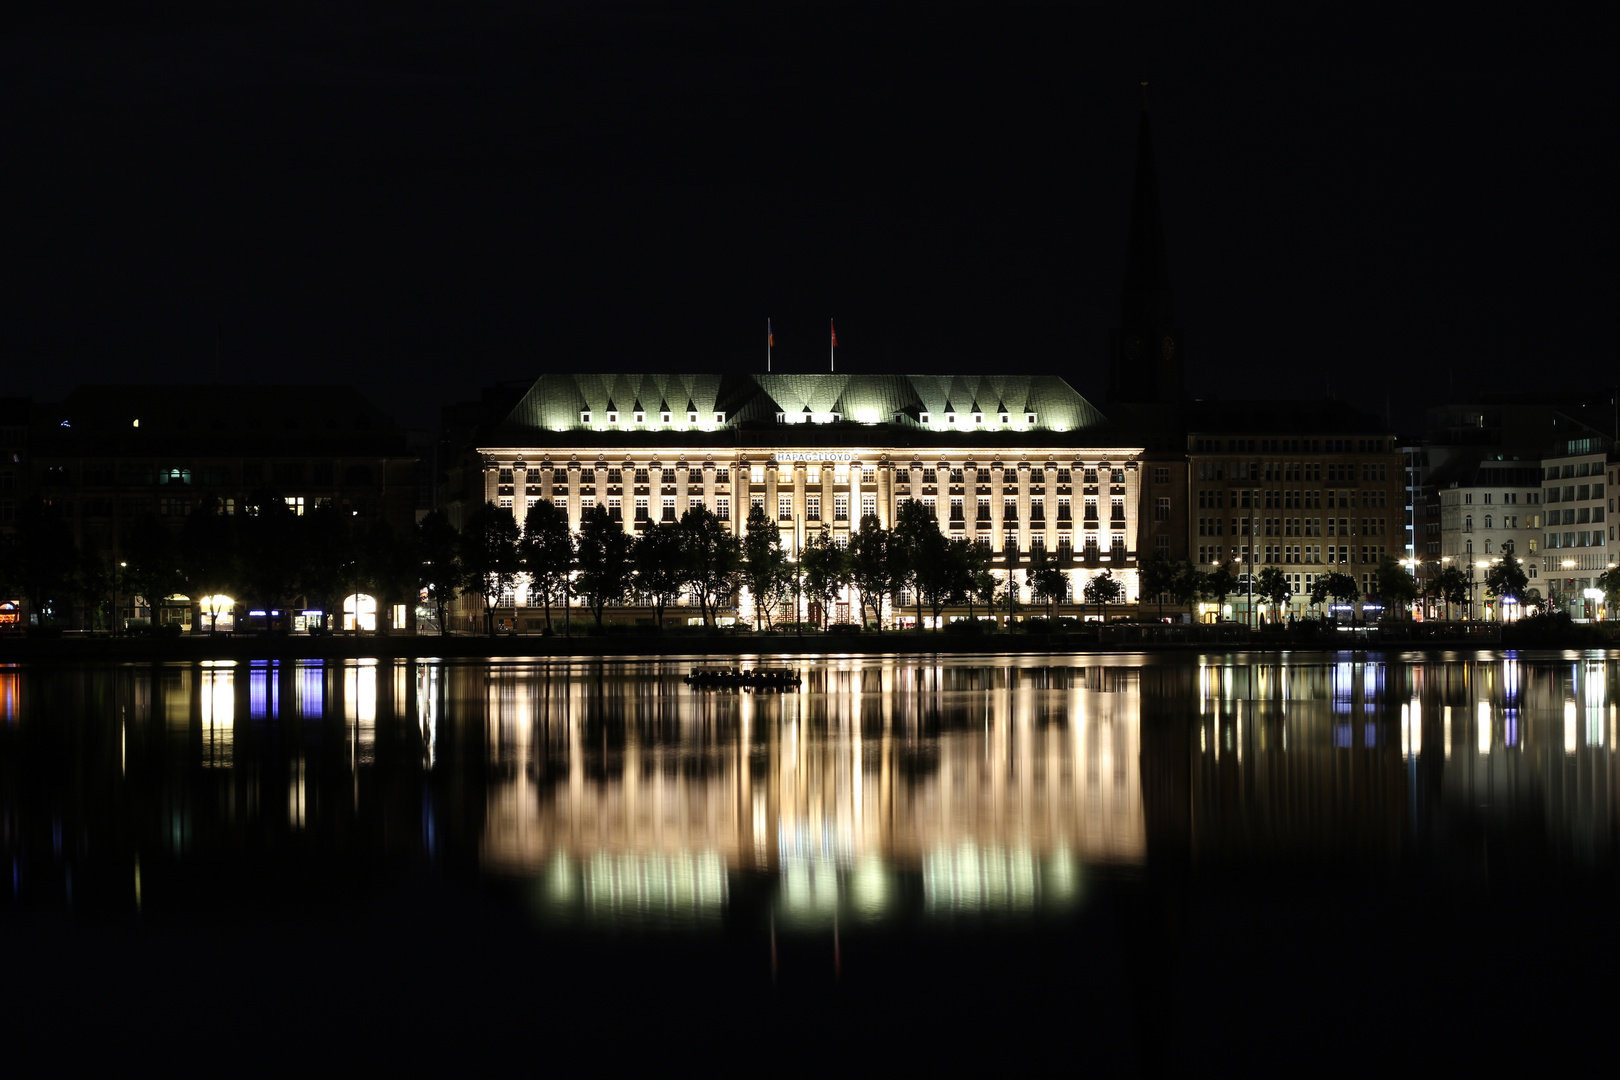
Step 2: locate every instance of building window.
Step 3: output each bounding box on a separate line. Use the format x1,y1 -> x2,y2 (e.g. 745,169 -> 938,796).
1030,496 -> 1045,522
580,496 -> 595,514
807,495 -> 821,521
609,497 -> 623,521
950,496 -> 964,521
861,495 -> 877,519
1155,535 -> 1170,551
978,496 -> 991,521
715,496 -> 730,521
751,467 -> 765,483
1154,467 -> 1169,484
779,495 -> 793,521
1003,499 -> 1018,522
1111,497 -> 1125,522
1084,497 -> 1098,521
1155,497 -> 1170,521
283,496 -> 305,516
1057,496 -> 1071,521
634,496 -> 648,521
661,496 -> 675,522
862,467 -> 876,484
835,495 -> 849,521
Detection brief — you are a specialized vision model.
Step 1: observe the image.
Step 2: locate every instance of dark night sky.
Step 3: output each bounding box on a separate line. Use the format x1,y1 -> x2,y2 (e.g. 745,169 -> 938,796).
6,2 -> 1616,435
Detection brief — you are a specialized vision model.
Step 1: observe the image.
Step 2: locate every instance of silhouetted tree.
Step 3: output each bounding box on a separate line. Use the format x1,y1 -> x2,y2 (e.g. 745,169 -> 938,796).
416,510 -> 463,635
461,501 -> 522,635
519,499 -> 574,632
576,503 -> 632,630
800,525 -> 848,629
1083,568 -> 1125,617
741,503 -> 792,630
631,521 -> 684,630
676,504 -> 741,629
1139,549 -> 1178,620
846,513 -> 892,629
1255,565 -> 1292,624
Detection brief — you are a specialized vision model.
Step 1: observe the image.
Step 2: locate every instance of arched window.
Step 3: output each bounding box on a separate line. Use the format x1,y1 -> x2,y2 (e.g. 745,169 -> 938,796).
1485,538 -> 1493,554
1484,514 -> 1493,529
1465,539 -> 1473,554
1464,515 -> 1473,532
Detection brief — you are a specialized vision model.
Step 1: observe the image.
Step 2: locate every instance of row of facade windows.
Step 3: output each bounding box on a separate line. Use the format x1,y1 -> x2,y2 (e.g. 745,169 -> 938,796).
1195,488 -> 1391,509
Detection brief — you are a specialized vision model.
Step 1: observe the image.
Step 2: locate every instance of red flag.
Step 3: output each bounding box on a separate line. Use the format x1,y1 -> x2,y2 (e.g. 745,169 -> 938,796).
830,320 -> 838,348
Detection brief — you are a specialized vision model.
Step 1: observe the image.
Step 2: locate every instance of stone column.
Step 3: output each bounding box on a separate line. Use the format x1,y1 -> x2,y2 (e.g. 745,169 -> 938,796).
1017,461 -> 1031,553
991,462 -> 1005,551
792,462 -> 807,551
567,461 -> 581,532
876,461 -> 892,528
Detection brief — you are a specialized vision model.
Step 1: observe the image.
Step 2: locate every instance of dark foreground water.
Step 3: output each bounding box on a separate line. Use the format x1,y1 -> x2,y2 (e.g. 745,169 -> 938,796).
3,652 -> 1618,1070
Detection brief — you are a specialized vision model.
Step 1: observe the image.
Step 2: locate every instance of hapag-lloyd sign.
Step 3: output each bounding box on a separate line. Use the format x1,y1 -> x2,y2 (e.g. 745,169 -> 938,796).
772,452 -> 854,462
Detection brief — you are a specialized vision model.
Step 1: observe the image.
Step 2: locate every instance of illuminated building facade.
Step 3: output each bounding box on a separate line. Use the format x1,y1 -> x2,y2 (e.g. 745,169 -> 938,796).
449,372 -> 1145,627
1184,405 -> 1406,620
1540,437 -> 1614,619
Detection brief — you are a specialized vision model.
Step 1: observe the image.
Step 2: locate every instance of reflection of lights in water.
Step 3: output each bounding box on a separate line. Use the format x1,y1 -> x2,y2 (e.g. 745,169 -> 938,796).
1585,663 -> 1605,747
922,843 -> 1078,914
472,657 -> 1142,926
1565,701 -> 1577,755
249,661 -> 279,720
533,851 -> 728,925
344,661 -> 376,767
1477,702 -> 1491,756
0,670 -> 20,725
290,757 -> 306,829
297,662 -> 324,719
1444,706 -> 1452,760
779,854 -> 843,926
200,666 -> 234,768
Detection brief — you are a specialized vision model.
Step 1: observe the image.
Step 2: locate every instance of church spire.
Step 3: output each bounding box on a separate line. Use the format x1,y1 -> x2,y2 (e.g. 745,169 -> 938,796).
1121,84 -> 1173,330
1107,84 -> 1184,406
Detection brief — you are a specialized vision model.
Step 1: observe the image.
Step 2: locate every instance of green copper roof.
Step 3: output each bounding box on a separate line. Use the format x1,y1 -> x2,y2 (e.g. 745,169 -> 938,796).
482,374 -> 1110,449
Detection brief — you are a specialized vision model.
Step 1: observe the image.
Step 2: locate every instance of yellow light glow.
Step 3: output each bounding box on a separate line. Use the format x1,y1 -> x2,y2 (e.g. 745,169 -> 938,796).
1477,702 -> 1490,754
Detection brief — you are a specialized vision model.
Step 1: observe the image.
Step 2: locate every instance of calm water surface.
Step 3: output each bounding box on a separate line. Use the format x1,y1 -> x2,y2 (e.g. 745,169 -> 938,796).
3,651 -> 1618,1067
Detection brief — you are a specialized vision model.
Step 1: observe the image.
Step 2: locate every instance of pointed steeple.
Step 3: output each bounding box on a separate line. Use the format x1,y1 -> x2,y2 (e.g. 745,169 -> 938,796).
1107,84 -> 1184,406
1121,84 -> 1173,331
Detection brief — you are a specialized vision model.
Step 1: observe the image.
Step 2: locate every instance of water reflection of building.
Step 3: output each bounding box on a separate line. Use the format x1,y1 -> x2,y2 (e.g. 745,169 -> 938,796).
473,659 -> 1145,922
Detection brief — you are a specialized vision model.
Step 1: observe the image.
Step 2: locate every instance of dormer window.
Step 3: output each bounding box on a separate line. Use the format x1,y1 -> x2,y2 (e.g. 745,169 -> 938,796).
919,412 -> 931,424
688,412 -> 698,424
633,411 -> 645,424
607,411 -> 619,424
661,411 -> 672,424
972,413 -> 983,425
999,413 -> 1010,425
580,411 -> 592,424
1025,413 -> 1037,425
945,413 -> 956,425
714,412 -> 725,424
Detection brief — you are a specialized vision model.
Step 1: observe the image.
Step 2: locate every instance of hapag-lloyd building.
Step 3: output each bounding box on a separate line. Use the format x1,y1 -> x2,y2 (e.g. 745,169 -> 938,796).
456,372 -> 1143,625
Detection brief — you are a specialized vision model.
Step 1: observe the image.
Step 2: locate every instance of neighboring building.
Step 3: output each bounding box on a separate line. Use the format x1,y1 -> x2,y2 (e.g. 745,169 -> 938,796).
1435,458 -> 1544,618
23,385 -> 418,629
1540,435 -> 1613,620
447,372 -> 1145,629
1186,404 -> 1405,620
1413,395 -> 1617,613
